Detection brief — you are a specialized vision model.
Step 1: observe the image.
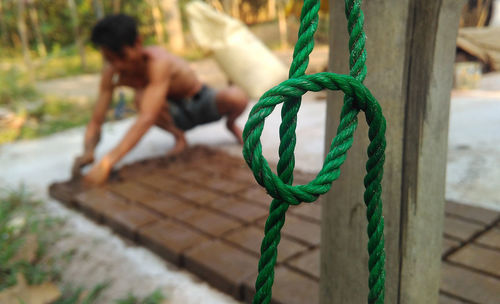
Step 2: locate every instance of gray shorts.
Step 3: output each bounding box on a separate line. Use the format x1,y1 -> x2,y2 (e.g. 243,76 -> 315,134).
168,85 -> 221,130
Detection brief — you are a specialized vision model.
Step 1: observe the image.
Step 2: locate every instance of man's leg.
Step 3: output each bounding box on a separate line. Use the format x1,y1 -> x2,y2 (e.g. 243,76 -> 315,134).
215,86 -> 248,144
155,104 -> 188,157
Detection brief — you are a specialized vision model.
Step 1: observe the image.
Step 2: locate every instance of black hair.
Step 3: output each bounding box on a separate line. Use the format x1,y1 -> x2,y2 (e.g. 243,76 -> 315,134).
91,14 -> 138,54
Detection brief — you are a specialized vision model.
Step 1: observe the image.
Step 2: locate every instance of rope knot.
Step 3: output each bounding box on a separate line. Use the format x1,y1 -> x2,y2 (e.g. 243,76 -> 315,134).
243,73 -> 383,206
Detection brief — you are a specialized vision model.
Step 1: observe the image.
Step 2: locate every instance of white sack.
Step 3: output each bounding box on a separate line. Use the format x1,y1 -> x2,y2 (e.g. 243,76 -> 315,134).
186,1 -> 288,99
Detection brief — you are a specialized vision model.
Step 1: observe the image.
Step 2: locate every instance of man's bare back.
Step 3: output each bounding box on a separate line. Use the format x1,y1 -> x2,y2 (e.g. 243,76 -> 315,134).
113,46 -> 202,101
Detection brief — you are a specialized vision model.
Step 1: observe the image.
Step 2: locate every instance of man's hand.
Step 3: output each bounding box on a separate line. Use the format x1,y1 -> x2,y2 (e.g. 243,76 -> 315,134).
83,157 -> 112,186
72,152 -> 95,178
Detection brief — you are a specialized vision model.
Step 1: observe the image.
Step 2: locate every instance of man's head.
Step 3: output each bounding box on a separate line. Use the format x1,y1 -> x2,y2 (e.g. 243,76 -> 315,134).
91,14 -> 142,70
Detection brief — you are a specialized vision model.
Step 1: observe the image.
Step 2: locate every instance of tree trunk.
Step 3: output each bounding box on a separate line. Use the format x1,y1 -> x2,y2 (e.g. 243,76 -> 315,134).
148,0 -> 165,44
209,0 -> 224,12
17,0 -> 33,80
221,0 -> 231,14
231,0 -> 240,19
159,0 -> 185,53
68,0 -> 87,71
113,0 -> 121,14
28,0 -> 47,57
268,0 -> 276,19
93,0 -> 104,19
277,1 -> 288,49
0,0 -> 9,46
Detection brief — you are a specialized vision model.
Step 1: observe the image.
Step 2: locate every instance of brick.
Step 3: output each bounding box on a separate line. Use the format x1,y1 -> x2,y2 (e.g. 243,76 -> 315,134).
209,197 -> 268,223
439,294 -> 469,303
202,176 -> 250,194
105,204 -> 161,240
258,215 -> 321,246
118,162 -> 163,180
49,181 -> 85,206
292,171 -> 316,185
184,240 -> 259,299
139,194 -> 195,218
289,202 -> 322,223
138,219 -> 210,265
445,201 -> 499,225
221,167 -> 256,185
224,226 -> 307,263
176,187 -> 220,206
448,244 -> 500,277
475,228 -> 500,250
74,188 -> 129,221
175,168 -> 213,184
201,163 -> 256,184
441,262 -> 500,304
107,181 -> 159,203
139,174 -> 191,194
238,186 -> 272,207
207,153 -> 247,167
442,238 -> 461,255
243,266 -> 319,304
443,217 -> 484,241
287,248 -> 320,279
174,207 -> 241,237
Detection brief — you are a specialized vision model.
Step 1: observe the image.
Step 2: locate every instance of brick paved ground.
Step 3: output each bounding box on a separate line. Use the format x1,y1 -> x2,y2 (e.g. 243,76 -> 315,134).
50,146 -> 500,304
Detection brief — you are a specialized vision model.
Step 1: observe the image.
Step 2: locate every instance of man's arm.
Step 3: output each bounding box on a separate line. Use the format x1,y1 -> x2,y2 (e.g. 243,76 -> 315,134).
84,60 -> 170,184
72,66 -> 114,177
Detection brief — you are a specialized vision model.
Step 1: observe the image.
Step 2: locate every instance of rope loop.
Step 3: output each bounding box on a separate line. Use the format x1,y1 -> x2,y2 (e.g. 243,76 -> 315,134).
243,73 -> 384,206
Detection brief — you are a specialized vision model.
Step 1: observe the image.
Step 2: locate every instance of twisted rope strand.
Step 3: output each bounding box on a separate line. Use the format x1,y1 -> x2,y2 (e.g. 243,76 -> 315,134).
244,1 -> 386,303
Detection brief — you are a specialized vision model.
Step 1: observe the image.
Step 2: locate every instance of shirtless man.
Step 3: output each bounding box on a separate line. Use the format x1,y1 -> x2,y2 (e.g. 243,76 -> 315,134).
72,14 -> 248,185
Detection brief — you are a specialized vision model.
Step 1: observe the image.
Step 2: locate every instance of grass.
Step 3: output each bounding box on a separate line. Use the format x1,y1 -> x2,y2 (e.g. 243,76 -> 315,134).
34,48 -> 103,81
0,68 -> 38,105
0,186 -> 166,303
0,95 -> 94,144
0,186 -> 62,292
0,66 -> 136,144
115,289 -> 165,304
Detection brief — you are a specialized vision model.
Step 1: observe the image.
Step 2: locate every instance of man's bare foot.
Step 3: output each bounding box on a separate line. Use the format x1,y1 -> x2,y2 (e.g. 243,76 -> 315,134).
166,139 -> 188,158
227,122 -> 243,144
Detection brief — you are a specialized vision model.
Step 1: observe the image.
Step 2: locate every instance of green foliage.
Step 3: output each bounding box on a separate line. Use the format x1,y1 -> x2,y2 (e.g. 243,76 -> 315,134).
0,186 -> 61,292
35,48 -> 102,80
0,186 -> 166,304
115,289 -> 166,304
53,282 -> 109,304
0,64 -> 137,144
18,95 -> 92,140
0,68 -> 38,105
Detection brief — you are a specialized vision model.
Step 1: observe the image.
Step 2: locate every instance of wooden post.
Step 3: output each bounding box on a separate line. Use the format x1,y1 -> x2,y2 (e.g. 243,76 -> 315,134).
320,1 -> 465,303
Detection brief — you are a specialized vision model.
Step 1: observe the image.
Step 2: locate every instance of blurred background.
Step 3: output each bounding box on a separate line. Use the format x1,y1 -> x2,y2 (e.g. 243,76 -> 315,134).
0,0 -> 331,145
0,1 -> 499,303
0,0 -> 499,145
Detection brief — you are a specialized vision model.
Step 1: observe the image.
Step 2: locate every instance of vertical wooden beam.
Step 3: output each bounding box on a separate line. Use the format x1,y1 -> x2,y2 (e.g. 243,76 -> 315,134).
320,1 -> 464,303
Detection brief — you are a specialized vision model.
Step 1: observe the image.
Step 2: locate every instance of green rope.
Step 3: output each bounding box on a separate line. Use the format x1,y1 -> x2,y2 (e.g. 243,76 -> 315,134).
242,1 -> 386,303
